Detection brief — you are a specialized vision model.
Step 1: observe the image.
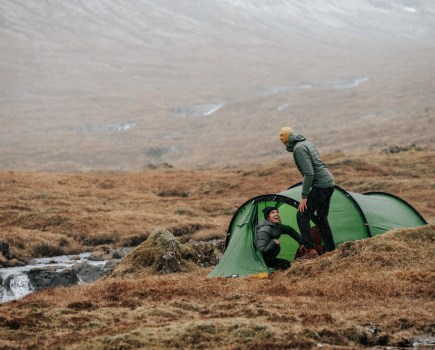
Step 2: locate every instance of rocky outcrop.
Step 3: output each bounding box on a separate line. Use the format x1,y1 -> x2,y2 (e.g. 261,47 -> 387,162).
73,260 -> 120,283
28,267 -> 79,289
106,228 -> 226,279
191,239 -> 225,267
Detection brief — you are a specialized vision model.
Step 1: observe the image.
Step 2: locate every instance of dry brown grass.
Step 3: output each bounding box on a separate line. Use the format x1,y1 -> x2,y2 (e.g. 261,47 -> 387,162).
0,150 -> 434,349
1,150 -> 433,261
0,224 -> 433,349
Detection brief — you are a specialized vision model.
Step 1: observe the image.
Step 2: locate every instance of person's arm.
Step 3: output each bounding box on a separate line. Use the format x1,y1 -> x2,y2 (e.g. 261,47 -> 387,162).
294,146 -> 314,199
256,229 -> 279,255
280,224 -> 303,245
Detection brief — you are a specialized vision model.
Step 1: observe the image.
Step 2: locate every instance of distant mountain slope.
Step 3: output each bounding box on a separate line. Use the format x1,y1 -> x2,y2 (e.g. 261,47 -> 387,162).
1,0 -> 434,170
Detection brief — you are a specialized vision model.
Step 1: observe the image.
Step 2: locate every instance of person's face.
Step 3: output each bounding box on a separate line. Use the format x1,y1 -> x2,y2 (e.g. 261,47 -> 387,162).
268,209 -> 280,223
279,133 -> 288,144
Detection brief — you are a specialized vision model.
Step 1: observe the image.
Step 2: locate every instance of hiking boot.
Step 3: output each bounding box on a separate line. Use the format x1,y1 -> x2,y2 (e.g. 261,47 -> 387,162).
296,249 -> 319,260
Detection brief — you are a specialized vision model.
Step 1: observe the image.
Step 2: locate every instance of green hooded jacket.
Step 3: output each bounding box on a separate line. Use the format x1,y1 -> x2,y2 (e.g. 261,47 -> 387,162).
286,134 -> 335,198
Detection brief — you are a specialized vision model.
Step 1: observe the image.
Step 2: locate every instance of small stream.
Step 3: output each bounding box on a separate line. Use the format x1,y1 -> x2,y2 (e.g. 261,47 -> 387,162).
412,336 -> 435,348
0,249 -> 131,304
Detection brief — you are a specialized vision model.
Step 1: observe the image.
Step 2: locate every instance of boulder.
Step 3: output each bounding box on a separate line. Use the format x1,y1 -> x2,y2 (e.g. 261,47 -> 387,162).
73,262 -> 110,283
27,267 -> 79,290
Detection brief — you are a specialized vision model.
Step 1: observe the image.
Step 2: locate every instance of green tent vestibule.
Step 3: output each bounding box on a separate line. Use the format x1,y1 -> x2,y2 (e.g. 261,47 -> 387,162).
208,183 -> 427,278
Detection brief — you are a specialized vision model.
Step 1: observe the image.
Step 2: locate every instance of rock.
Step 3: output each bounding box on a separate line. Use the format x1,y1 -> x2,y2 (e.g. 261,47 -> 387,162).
380,143 -> 423,154
156,251 -> 181,273
69,255 -> 81,260
73,262 -> 109,283
87,251 -> 105,261
0,258 -> 26,268
1,274 -> 33,303
1,249 -> 136,302
88,247 -> 132,261
0,241 -> 14,260
0,241 -> 27,267
101,249 -> 122,260
191,239 -> 225,267
104,259 -> 119,270
27,267 -> 79,290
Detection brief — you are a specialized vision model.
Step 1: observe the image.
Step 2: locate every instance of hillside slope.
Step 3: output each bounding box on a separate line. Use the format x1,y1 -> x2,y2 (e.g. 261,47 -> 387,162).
1,0 -> 435,170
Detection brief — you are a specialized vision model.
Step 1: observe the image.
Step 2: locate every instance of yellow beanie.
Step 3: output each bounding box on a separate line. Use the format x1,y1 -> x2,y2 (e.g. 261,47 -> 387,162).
279,127 -> 293,143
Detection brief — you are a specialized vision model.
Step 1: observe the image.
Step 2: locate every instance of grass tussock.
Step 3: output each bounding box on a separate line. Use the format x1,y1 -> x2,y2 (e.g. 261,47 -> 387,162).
0,227 -> 80,260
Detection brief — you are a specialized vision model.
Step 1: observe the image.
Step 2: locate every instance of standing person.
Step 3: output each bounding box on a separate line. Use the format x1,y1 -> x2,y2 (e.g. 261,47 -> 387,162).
279,127 -> 336,259
256,206 -> 303,269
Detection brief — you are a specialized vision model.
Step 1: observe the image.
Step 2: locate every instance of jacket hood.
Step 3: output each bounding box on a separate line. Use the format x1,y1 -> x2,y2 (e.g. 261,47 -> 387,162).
286,134 -> 306,152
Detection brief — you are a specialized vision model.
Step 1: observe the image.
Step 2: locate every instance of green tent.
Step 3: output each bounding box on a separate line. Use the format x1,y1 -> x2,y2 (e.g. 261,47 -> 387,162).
209,183 -> 427,278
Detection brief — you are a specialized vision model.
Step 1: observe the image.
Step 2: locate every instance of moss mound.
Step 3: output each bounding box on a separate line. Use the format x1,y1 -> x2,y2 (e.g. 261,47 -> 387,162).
107,228 -> 198,278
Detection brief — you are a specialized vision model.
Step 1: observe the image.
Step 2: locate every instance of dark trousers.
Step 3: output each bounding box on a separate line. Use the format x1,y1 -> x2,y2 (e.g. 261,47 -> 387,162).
297,186 -> 335,251
264,256 -> 291,270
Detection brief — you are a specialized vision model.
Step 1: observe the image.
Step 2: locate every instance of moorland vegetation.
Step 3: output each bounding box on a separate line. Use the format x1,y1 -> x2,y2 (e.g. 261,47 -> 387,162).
0,149 -> 434,349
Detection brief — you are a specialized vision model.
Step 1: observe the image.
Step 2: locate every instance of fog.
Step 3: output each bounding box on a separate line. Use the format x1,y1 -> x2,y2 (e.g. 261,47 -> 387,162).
1,0 -> 434,170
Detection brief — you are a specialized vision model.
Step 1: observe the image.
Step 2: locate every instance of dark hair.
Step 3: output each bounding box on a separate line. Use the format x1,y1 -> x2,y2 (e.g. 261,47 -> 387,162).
262,206 -> 277,220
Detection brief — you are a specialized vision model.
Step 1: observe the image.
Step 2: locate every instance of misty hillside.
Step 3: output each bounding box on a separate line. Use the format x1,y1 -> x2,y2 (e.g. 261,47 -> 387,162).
1,0 -> 434,171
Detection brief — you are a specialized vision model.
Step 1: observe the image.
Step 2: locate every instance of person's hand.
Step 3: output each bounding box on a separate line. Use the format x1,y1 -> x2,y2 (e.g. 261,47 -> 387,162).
273,239 -> 280,245
298,198 -> 308,212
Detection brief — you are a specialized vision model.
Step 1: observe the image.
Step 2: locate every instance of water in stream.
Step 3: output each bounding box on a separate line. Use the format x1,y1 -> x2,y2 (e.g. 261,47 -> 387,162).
0,252 -> 124,304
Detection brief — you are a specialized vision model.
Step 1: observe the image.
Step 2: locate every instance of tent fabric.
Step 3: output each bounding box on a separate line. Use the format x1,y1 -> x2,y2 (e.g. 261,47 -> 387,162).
209,195 -> 299,277
209,184 -> 427,278
280,185 -> 370,245
352,192 -> 427,236
208,200 -> 273,277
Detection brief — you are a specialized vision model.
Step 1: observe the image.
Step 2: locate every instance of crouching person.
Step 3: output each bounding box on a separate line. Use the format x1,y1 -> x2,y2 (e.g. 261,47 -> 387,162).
256,206 -> 304,270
